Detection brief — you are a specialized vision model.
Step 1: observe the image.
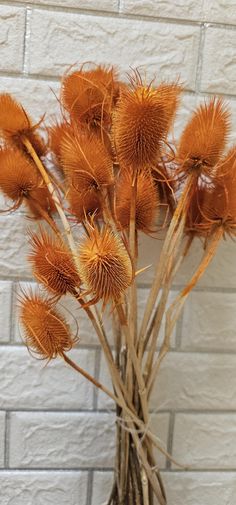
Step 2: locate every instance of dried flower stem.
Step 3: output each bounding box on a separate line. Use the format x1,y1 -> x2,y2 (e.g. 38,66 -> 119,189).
22,136 -> 79,262
147,226 -> 223,397
138,173 -> 195,357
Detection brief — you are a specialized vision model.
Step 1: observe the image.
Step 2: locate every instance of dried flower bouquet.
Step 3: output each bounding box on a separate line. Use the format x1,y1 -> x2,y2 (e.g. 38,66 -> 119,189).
0,64 -> 235,505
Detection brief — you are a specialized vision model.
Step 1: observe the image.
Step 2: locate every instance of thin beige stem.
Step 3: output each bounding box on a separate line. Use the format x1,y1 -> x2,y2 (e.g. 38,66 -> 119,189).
22,136 -> 79,264
147,226 -> 223,397
138,174 -> 195,354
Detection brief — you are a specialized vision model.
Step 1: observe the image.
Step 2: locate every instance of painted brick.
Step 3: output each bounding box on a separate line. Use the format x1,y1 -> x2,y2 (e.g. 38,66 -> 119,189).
0,471 -> 88,505
120,0 -> 202,22
0,77 -> 60,124
163,472 -> 236,505
9,411 -> 169,469
0,347 -> 94,410
0,6 -> 25,73
99,352 -> 236,410
138,232 -> 236,289
0,281 -> 12,343
201,27 -> 236,95
9,412 -> 116,468
172,413 -> 236,469
28,10 -> 200,90
91,471 -> 236,505
0,412 -> 5,468
203,0 -> 236,25
0,215 -> 34,279
181,291 -> 236,351
91,471 -> 113,505
12,0 -> 118,11
121,0 -> 236,25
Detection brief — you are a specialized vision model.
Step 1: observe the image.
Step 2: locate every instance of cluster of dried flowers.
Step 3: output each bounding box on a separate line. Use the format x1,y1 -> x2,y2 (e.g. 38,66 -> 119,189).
0,64 -> 235,505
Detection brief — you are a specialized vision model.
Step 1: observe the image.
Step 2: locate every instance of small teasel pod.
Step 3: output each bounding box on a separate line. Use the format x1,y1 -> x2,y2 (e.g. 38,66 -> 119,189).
78,225 -> 133,303
177,98 -> 230,180
67,185 -> 101,223
19,290 -> 77,360
60,128 -> 114,190
0,148 -> 39,205
113,75 -> 182,170
28,228 -> 81,296
61,65 -> 117,130
116,170 -> 159,233
0,94 -> 45,156
0,147 -> 56,219
47,120 -> 73,171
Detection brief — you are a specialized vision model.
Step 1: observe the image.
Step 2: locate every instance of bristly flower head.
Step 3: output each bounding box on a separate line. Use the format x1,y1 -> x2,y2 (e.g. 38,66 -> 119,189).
28,228 -> 81,296
113,74 -> 182,169
60,128 -> 114,190
0,148 -> 55,217
0,148 -> 39,204
186,147 -> 236,238
20,290 -> 76,360
47,120 -> 73,170
61,65 -> 118,131
78,225 -> 133,303
177,98 -> 230,179
67,185 -> 101,223
0,94 -> 45,156
116,170 -> 159,232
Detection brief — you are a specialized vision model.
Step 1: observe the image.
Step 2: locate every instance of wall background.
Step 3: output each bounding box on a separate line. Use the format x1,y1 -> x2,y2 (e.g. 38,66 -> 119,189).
0,1 -> 236,504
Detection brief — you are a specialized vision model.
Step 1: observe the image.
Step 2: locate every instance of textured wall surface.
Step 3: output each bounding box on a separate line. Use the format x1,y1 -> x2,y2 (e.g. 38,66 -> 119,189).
0,1 -> 236,504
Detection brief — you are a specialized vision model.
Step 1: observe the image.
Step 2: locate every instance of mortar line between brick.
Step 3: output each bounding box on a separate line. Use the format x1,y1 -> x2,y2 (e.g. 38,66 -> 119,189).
86,470 -> 93,505
22,6 -> 32,74
166,412 -> 175,470
1,0 -> 236,30
4,412 -> 10,468
8,281 -> 15,344
93,348 -> 101,410
4,342 -> 236,355
195,23 -> 206,92
1,467 -> 236,473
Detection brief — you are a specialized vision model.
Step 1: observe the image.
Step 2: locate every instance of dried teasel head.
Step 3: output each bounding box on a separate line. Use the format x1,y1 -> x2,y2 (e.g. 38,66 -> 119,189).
78,225 -> 133,303
113,76 -> 182,169
0,94 -> 45,156
67,185 -> 101,223
0,147 -> 55,217
20,290 -> 76,360
0,148 -> 39,205
61,65 -> 118,131
60,128 -> 114,191
116,170 -> 159,233
186,147 -> 236,238
202,147 -> 236,237
177,98 -> 230,179
28,228 -> 81,296
47,120 -> 73,170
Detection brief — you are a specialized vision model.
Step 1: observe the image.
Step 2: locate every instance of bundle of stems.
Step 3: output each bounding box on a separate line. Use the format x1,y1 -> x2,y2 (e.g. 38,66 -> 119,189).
0,64 -> 235,505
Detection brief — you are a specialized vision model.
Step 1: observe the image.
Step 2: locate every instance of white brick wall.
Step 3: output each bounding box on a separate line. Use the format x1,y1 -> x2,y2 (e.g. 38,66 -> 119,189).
0,1 -> 235,504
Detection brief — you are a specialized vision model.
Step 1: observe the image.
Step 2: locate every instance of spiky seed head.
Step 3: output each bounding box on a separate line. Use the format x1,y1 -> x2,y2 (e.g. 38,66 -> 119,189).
0,147 -> 56,217
28,229 -> 80,296
178,98 -> 230,176
67,185 -> 101,223
78,226 -> 132,302
20,291 -> 76,360
48,121 -> 73,169
60,129 -> 114,190
61,65 -> 117,129
0,148 -> 40,202
113,82 -> 179,169
116,170 -> 159,232
0,94 -> 45,155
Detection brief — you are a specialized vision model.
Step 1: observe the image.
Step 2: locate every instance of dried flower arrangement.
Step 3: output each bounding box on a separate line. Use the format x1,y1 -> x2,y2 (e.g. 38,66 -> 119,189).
0,64 -> 235,505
